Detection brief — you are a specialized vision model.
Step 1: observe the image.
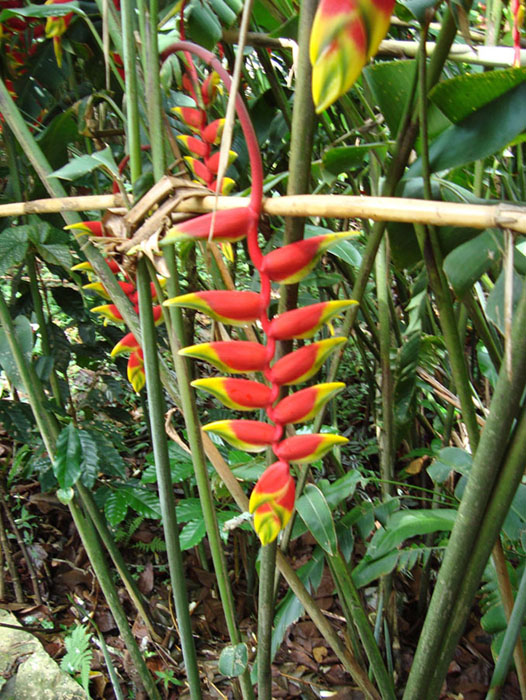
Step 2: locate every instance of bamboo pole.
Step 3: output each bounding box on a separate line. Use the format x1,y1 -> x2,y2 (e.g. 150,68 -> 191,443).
2,192 -> 526,234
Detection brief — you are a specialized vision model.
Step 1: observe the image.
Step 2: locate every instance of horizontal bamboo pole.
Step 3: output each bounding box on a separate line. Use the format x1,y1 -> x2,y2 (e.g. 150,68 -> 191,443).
2,192 -> 526,234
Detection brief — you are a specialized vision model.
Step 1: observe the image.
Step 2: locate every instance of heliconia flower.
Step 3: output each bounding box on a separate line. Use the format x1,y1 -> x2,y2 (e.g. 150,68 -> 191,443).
127,349 -> 145,393
162,207 -> 257,244
64,221 -> 104,237
202,118 -> 225,145
205,150 -> 237,174
83,280 -> 136,300
172,106 -> 206,132
269,337 -> 347,385
271,382 -> 345,424
179,341 -> 268,374
201,71 -> 221,105
44,0 -> 73,38
184,156 -> 214,186
210,177 -> 236,195
91,303 -> 125,324
71,259 -> 121,274
177,135 -> 210,158
269,300 -> 357,340
310,0 -> 394,113
151,305 -> 164,325
164,290 -> 262,325
111,331 -> 141,357
249,461 -> 295,546
261,232 -> 355,284
202,419 -> 276,452
274,433 -> 349,463
191,377 -> 272,411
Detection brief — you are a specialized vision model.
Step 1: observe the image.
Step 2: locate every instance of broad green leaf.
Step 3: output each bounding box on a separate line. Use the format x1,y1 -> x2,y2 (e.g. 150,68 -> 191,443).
56,487 -> 74,504
364,60 -> 417,136
443,229 -> 503,298
352,550 -> 399,588
398,0 -> 439,21
0,315 -> 34,388
176,498 -> 203,522
78,429 -> 101,489
296,484 -> 337,555
142,442 -> 195,484
186,0 -> 222,50
0,2 -> 85,20
305,224 -> 362,268
179,519 -> 206,550
427,446 -> 472,484
486,268 -> 525,334
123,485 -> 162,519
394,333 -> 421,440
35,242 -> 73,270
430,67 -> 526,124
210,0 -> 237,26
104,490 -> 129,526
53,423 -> 82,489
218,644 -> 249,677
37,111 -> 78,169
322,143 -> 388,175
0,227 -> 29,276
51,146 -> 117,181
320,470 -> 361,509
408,82 -> 526,176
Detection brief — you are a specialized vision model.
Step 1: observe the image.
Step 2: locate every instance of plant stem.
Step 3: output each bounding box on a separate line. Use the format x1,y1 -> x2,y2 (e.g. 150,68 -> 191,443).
69,498 -> 161,700
145,0 -> 165,180
163,247 -> 254,699
404,277 -> 526,698
136,259 -> 202,699
121,0 -> 142,186
257,540 -> 277,699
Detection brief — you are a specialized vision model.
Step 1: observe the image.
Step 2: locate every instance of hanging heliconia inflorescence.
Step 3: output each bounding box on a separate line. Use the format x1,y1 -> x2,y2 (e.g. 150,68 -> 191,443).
160,41 -> 358,546
67,220 -> 164,393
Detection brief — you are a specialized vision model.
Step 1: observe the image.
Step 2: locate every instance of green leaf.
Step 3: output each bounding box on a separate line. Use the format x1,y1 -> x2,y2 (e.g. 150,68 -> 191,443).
0,315 -> 34,389
0,227 -> 29,276
398,0 -> 439,21
363,60 -> 417,136
35,242 -> 73,270
210,0 -> 237,26
60,623 -> 92,695
296,484 -> 337,555
218,643 -> 249,677
443,229 -> 503,298
51,146 -> 117,181
186,0 -> 222,50
78,429 -> 101,489
179,519 -> 206,550
176,498 -> 203,522
0,2 -> 85,19
53,423 -> 82,489
57,487 -> 74,504
142,442 -> 194,484
408,82 -> 526,176
104,490 -> 129,526
123,485 -> 162,519
322,143 -> 388,175
320,470 -> 361,509
427,446 -> 472,484
486,268 -> 525,334
430,67 -> 526,124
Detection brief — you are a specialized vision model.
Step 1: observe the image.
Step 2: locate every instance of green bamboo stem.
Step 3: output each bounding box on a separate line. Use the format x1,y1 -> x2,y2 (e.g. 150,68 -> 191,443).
26,254 -> 63,409
330,553 -> 395,699
76,482 -> 160,641
257,540 -> 278,699
488,540 -> 526,696
136,260 -> 202,699
404,278 -> 526,698
145,0 -> 165,180
163,247 -> 254,700
121,0 -> 142,186
69,498 -> 161,700
0,290 -> 59,455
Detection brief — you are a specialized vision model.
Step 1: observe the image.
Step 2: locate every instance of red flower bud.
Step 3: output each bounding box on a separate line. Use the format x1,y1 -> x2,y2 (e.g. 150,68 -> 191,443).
164,290 -> 262,326
111,332 -> 141,357
274,433 -> 348,463
269,300 -> 357,340
249,461 -> 295,545
202,118 -> 225,144
191,377 -> 272,411
64,221 -> 104,237
177,135 -> 210,158
271,382 -> 345,424
202,419 -> 276,451
180,341 -> 268,374
127,349 -> 145,393
269,337 -> 346,385
172,106 -> 206,132
162,207 -> 257,244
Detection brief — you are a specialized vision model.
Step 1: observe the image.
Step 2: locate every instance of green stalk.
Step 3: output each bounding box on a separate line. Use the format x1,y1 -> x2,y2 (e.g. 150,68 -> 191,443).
76,482 -> 160,641
277,0 -> 318,318
488,533 -> 526,696
0,289 -> 160,698
404,278 -> 526,698
330,553 -> 395,699
26,253 -> 63,409
121,0 -> 142,186
136,259 -> 202,699
257,540 -> 277,699
69,498 -> 161,700
163,247 -> 254,699
145,0 -> 165,180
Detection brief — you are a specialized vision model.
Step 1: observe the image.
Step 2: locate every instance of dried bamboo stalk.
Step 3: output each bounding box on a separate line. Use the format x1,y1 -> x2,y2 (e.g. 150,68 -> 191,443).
2,192 -> 526,235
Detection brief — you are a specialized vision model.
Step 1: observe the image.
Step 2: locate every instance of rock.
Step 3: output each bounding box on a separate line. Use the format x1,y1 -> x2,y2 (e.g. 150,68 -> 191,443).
0,610 -> 88,700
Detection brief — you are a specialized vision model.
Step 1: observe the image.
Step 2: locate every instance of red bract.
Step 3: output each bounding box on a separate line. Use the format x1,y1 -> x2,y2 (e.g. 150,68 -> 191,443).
161,41 -> 351,546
